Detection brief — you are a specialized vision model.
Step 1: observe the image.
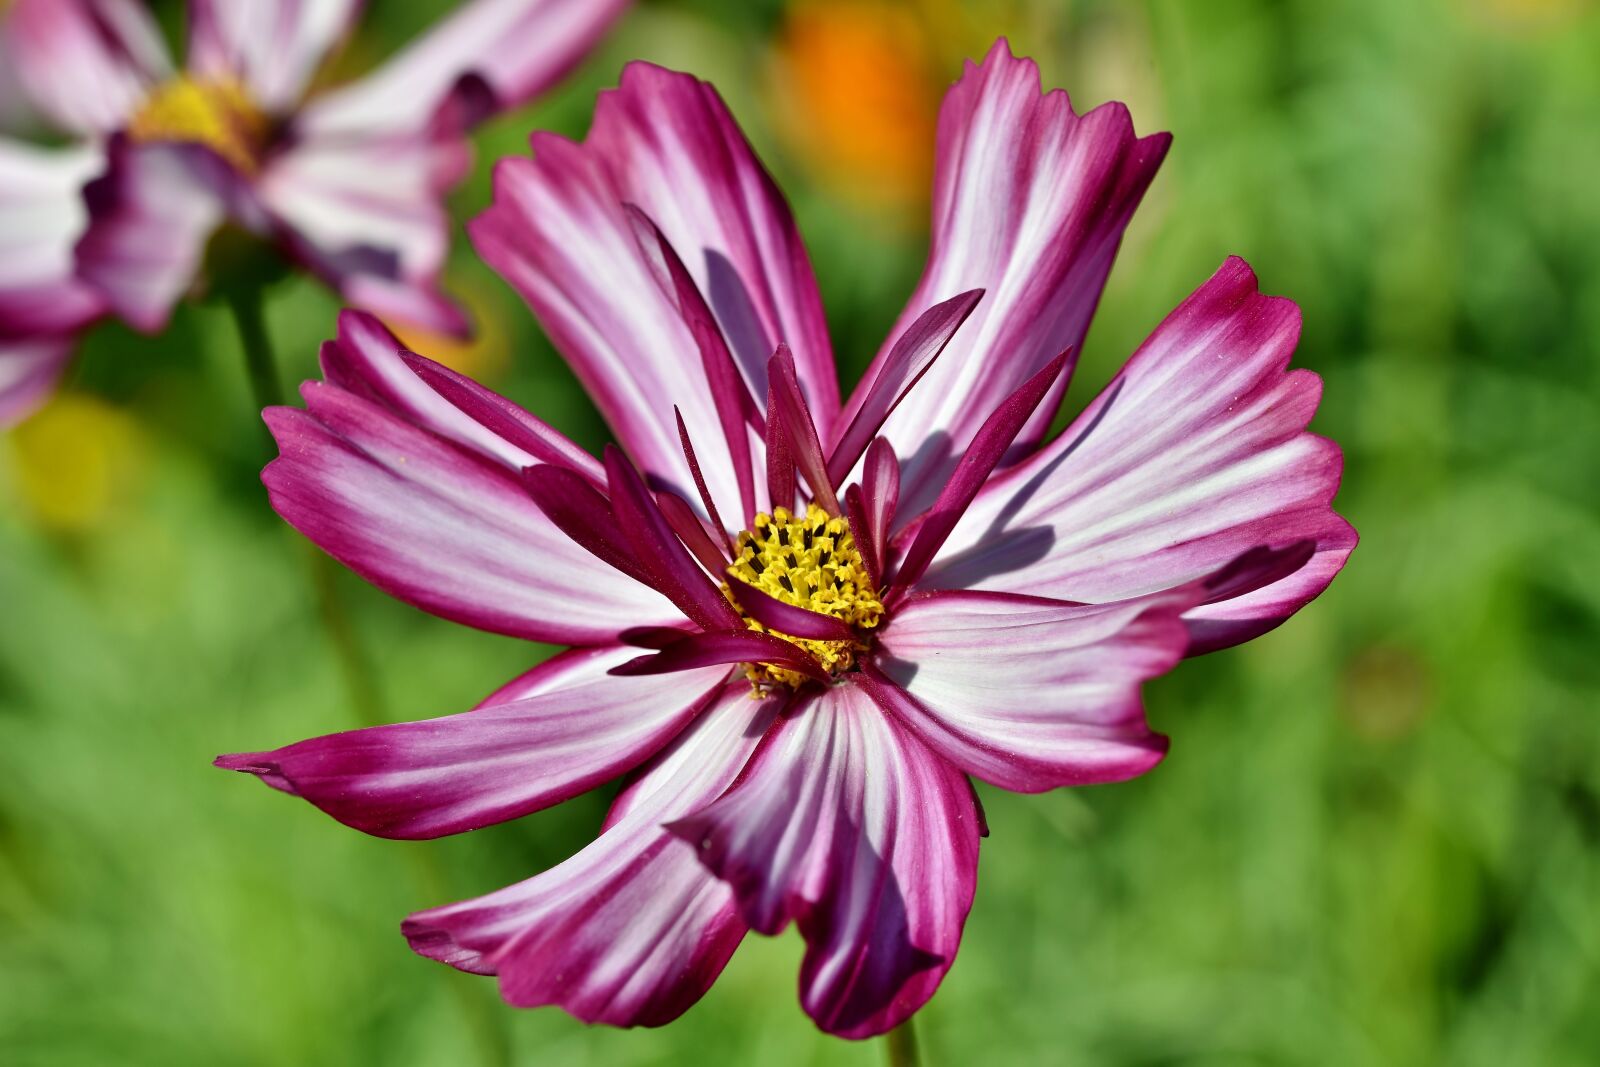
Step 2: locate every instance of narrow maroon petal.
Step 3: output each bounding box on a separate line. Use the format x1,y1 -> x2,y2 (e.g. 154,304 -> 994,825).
767,344 -> 841,515
765,375 -> 796,514
628,205 -> 761,521
604,446 -> 745,633
657,490 -> 730,574
619,625 -> 697,649
825,290 -> 983,486
892,351 -> 1070,590
726,578 -> 858,643
611,631 -> 828,684
520,464 -> 649,586
859,438 -> 901,577
675,407 -> 735,557
843,485 -> 881,590
402,352 -> 604,483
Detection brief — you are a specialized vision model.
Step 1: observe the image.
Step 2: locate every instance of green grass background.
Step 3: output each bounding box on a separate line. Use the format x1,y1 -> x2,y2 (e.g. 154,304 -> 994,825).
3,0 -> 1598,1063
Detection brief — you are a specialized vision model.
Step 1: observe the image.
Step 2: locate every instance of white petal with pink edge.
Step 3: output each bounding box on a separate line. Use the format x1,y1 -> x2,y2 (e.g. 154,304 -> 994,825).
262,379 -> 678,646
0,336 -> 75,428
296,0 -> 631,139
0,139 -> 105,339
402,679 -> 774,1026
2,0 -> 169,135
863,589 -> 1199,791
921,257 -> 1355,653
670,681 -> 980,1038
472,60 -> 837,526
841,39 -> 1170,519
215,646 -> 730,840
187,0 -> 364,115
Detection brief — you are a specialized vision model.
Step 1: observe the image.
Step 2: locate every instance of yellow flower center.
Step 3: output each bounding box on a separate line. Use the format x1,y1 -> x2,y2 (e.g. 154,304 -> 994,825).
127,75 -> 269,172
725,503 -> 884,690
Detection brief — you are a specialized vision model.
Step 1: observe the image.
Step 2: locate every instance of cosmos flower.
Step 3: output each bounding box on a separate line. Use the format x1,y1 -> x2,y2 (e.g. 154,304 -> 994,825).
217,41 -> 1355,1037
0,0 -> 630,425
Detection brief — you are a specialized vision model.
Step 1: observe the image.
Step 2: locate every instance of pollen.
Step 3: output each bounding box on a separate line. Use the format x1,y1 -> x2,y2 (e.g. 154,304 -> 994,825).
127,75 -> 269,173
725,503 -> 884,690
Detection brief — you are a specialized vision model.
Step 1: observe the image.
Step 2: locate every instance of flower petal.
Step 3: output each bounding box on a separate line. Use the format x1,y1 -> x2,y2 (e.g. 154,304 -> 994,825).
257,126 -> 472,338
0,139 -> 105,339
215,646 -> 729,840
921,257 -> 1355,653
670,681 -> 980,1038
3,0 -> 169,135
317,308 -> 600,478
844,39 -> 1169,518
263,379 -> 678,645
295,0 -> 631,139
0,336 -> 74,428
891,351 -> 1069,589
471,60 -> 836,522
402,680 -> 778,1026
825,289 -> 982,487
861,589 -> 1200,791
187,0 -> 364,115
74,140 -> 238,333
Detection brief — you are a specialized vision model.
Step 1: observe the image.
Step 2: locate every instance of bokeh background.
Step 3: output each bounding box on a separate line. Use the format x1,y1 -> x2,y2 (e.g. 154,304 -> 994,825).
4,0 -> 1599,1063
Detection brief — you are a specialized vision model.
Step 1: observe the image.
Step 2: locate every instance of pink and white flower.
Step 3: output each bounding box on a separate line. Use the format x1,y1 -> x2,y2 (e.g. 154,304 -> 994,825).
0,0 -> 630,425
218,41 -> 1355,1037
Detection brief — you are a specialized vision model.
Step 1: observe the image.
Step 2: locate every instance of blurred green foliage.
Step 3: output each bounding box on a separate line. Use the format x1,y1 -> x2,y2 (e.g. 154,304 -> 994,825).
3,0 -> 1599,1063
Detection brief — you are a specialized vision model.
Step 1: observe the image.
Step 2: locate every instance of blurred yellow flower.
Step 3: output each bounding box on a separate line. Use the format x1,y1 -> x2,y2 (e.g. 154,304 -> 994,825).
770,0 -> 941,220
8,392 -> 145,532
389,283 -> 511,384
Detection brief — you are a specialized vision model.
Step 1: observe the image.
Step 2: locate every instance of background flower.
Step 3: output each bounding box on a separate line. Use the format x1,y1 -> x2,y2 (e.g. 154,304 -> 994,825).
0,0 -> 1598,1063
0,0 -> 630,425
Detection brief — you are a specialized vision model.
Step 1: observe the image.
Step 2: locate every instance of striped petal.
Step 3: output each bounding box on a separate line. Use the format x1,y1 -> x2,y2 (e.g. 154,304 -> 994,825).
257,115 -> 473,338
471,60 -> 836,524
843,39 -> 1169,519
862,589 -> 1199,791
920,257 -> 1356,653
0,139 -> 104,340
295,0 -> 632,139
670,681 -> 980,1038
0,336 -> 74,428
263,376 -> 677,646
187,0 -> 365,115
215,646 -> 728,840
74,140 -> 238,333
403,680 -> 776,1026
2,0 -> 169,135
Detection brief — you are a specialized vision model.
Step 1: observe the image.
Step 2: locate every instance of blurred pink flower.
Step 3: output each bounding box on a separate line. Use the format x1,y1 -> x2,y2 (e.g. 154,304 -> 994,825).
0,0 -> 629,425
219,41 -> 1355,1037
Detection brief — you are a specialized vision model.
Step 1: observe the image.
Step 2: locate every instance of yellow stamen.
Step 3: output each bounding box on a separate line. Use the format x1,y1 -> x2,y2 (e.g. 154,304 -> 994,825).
127,75 -> 268,173
725,503 -> 883,690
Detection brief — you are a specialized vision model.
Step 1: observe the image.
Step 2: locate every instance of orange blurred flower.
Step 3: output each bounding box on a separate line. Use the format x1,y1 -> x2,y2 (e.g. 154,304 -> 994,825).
770,1 -> 942,220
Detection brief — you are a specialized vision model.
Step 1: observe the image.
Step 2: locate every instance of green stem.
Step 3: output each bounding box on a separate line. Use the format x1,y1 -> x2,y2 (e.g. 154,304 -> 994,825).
885,1017 -> 921,1067
225,287 -> 510,1067
225,287 -> 284,412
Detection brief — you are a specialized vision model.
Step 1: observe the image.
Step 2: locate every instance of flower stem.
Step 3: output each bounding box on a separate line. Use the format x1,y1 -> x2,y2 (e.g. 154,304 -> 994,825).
885,1017 -> 921,1067
224,286 -> 510,1067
